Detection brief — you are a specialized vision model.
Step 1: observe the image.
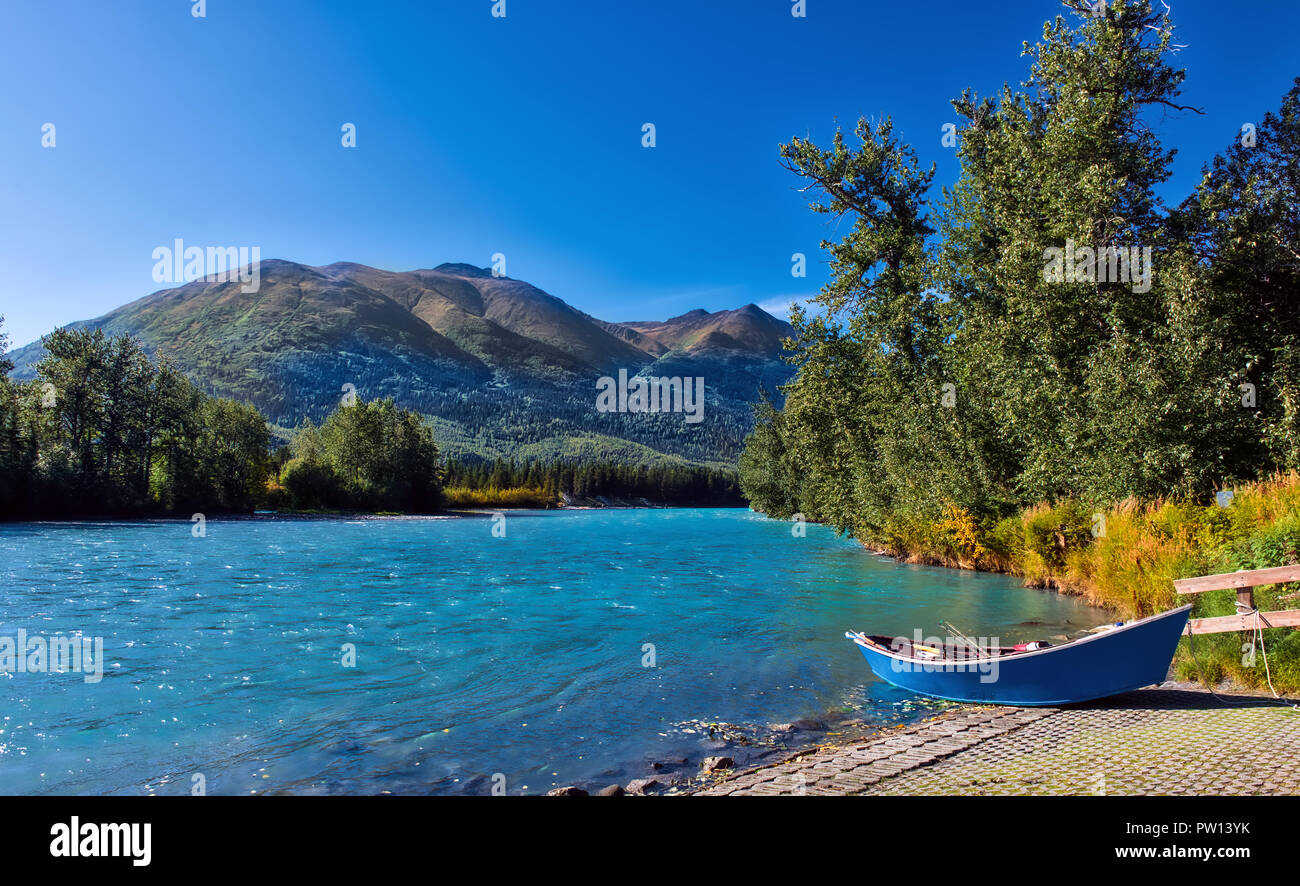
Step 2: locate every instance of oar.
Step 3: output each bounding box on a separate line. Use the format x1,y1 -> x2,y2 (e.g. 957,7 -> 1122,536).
942,620 -> 986,660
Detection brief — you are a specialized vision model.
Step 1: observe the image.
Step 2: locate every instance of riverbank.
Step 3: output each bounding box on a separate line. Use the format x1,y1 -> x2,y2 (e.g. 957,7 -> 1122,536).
823,473 -> 1300,695
538,698 -> 964,796
0,499 -> 724,524
689,682 -> 1300,795
442,487 -> 739,510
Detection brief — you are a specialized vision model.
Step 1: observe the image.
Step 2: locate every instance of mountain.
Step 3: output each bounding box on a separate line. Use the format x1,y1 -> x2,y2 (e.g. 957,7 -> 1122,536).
620,304 -> 793,356
7,261 -> 795,468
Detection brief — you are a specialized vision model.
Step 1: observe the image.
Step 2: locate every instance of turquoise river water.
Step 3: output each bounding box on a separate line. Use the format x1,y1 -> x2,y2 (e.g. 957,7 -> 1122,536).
0,508 -> 1111,794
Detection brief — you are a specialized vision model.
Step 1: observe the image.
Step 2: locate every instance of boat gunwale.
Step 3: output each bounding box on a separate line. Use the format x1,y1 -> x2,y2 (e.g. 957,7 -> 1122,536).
847,603 -> 1193,667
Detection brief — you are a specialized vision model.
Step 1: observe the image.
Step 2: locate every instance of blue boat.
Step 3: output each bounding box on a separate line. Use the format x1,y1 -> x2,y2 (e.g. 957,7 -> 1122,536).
845,604 -> 1193,706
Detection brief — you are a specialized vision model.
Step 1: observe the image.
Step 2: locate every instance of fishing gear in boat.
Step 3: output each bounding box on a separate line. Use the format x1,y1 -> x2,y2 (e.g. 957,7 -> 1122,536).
940,620 -> 987,660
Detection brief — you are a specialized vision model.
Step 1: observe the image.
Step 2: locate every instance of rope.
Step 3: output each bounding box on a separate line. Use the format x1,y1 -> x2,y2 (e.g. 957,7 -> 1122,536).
1183,610 -> 1299,710
1252,608 -> 1296,708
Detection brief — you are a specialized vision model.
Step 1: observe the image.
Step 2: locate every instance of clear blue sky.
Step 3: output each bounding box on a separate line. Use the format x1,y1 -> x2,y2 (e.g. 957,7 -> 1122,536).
2,0 -> 1297,349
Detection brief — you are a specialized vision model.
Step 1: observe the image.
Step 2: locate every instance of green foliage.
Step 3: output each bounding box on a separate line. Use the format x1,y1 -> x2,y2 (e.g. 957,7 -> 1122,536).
1172,75 -> 1300,475
1022,502 -> 1093,572
742,0 -> 1300,542
0,323 -> 449,517
984,516 -> 1026,567
1230,514 -> 1300,573
0,325 -> 273,517
736,390 -> 800,518
442,457 -> 741,506
283,399 -> 443,513
0,316 -> 11,376
200,398 -> 272,511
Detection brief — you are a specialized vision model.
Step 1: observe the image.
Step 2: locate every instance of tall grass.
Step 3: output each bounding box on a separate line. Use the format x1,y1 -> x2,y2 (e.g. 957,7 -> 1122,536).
441,486 -> 558,509
861,473 -> 1300,693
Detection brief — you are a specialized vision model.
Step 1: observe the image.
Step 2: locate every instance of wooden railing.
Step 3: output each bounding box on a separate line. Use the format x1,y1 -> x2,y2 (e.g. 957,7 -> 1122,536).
1173,565 -> 1300,634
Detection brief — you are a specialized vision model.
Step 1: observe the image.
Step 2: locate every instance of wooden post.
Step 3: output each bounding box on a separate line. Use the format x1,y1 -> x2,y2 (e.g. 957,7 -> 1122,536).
1238,587 -> 1255,618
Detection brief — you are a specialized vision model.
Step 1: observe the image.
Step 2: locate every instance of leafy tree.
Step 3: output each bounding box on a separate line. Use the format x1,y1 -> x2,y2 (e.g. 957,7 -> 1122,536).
935,0 -> 1195,503
1,328 -> 276,518
772,117 -> 947,533
737,389 -> 800,517
741,0 -> 1300,550
0,316 -> 12,375
285,399 -> 442,512
200,398 -> 272,511
1171,77 -> 1300,475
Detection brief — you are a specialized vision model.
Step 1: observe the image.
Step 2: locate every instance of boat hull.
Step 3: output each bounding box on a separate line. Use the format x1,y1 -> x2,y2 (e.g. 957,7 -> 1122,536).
851,605 -> 1192,706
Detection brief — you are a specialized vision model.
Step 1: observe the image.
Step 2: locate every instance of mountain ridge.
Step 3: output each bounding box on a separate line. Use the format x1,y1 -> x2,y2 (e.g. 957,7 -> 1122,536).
7,260 -> 795,467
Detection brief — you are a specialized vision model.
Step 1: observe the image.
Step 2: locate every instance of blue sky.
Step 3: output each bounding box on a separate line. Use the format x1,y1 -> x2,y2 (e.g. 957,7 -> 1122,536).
2,0 -> 1297,349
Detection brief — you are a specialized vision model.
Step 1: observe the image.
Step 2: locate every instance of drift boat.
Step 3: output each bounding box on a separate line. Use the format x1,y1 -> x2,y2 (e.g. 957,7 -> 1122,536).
845,604 -> 1193,706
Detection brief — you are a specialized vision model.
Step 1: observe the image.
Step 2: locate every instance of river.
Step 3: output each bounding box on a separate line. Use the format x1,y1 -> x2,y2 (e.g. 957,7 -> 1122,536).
0,508 -> 1111,794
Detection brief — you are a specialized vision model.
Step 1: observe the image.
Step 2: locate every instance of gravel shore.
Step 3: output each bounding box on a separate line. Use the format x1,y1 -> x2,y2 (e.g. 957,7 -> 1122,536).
689,683 -> 1300,796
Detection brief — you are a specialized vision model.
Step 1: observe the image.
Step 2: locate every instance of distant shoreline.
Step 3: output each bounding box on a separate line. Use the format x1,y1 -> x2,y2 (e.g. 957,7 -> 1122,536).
0,502 -> 751,525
